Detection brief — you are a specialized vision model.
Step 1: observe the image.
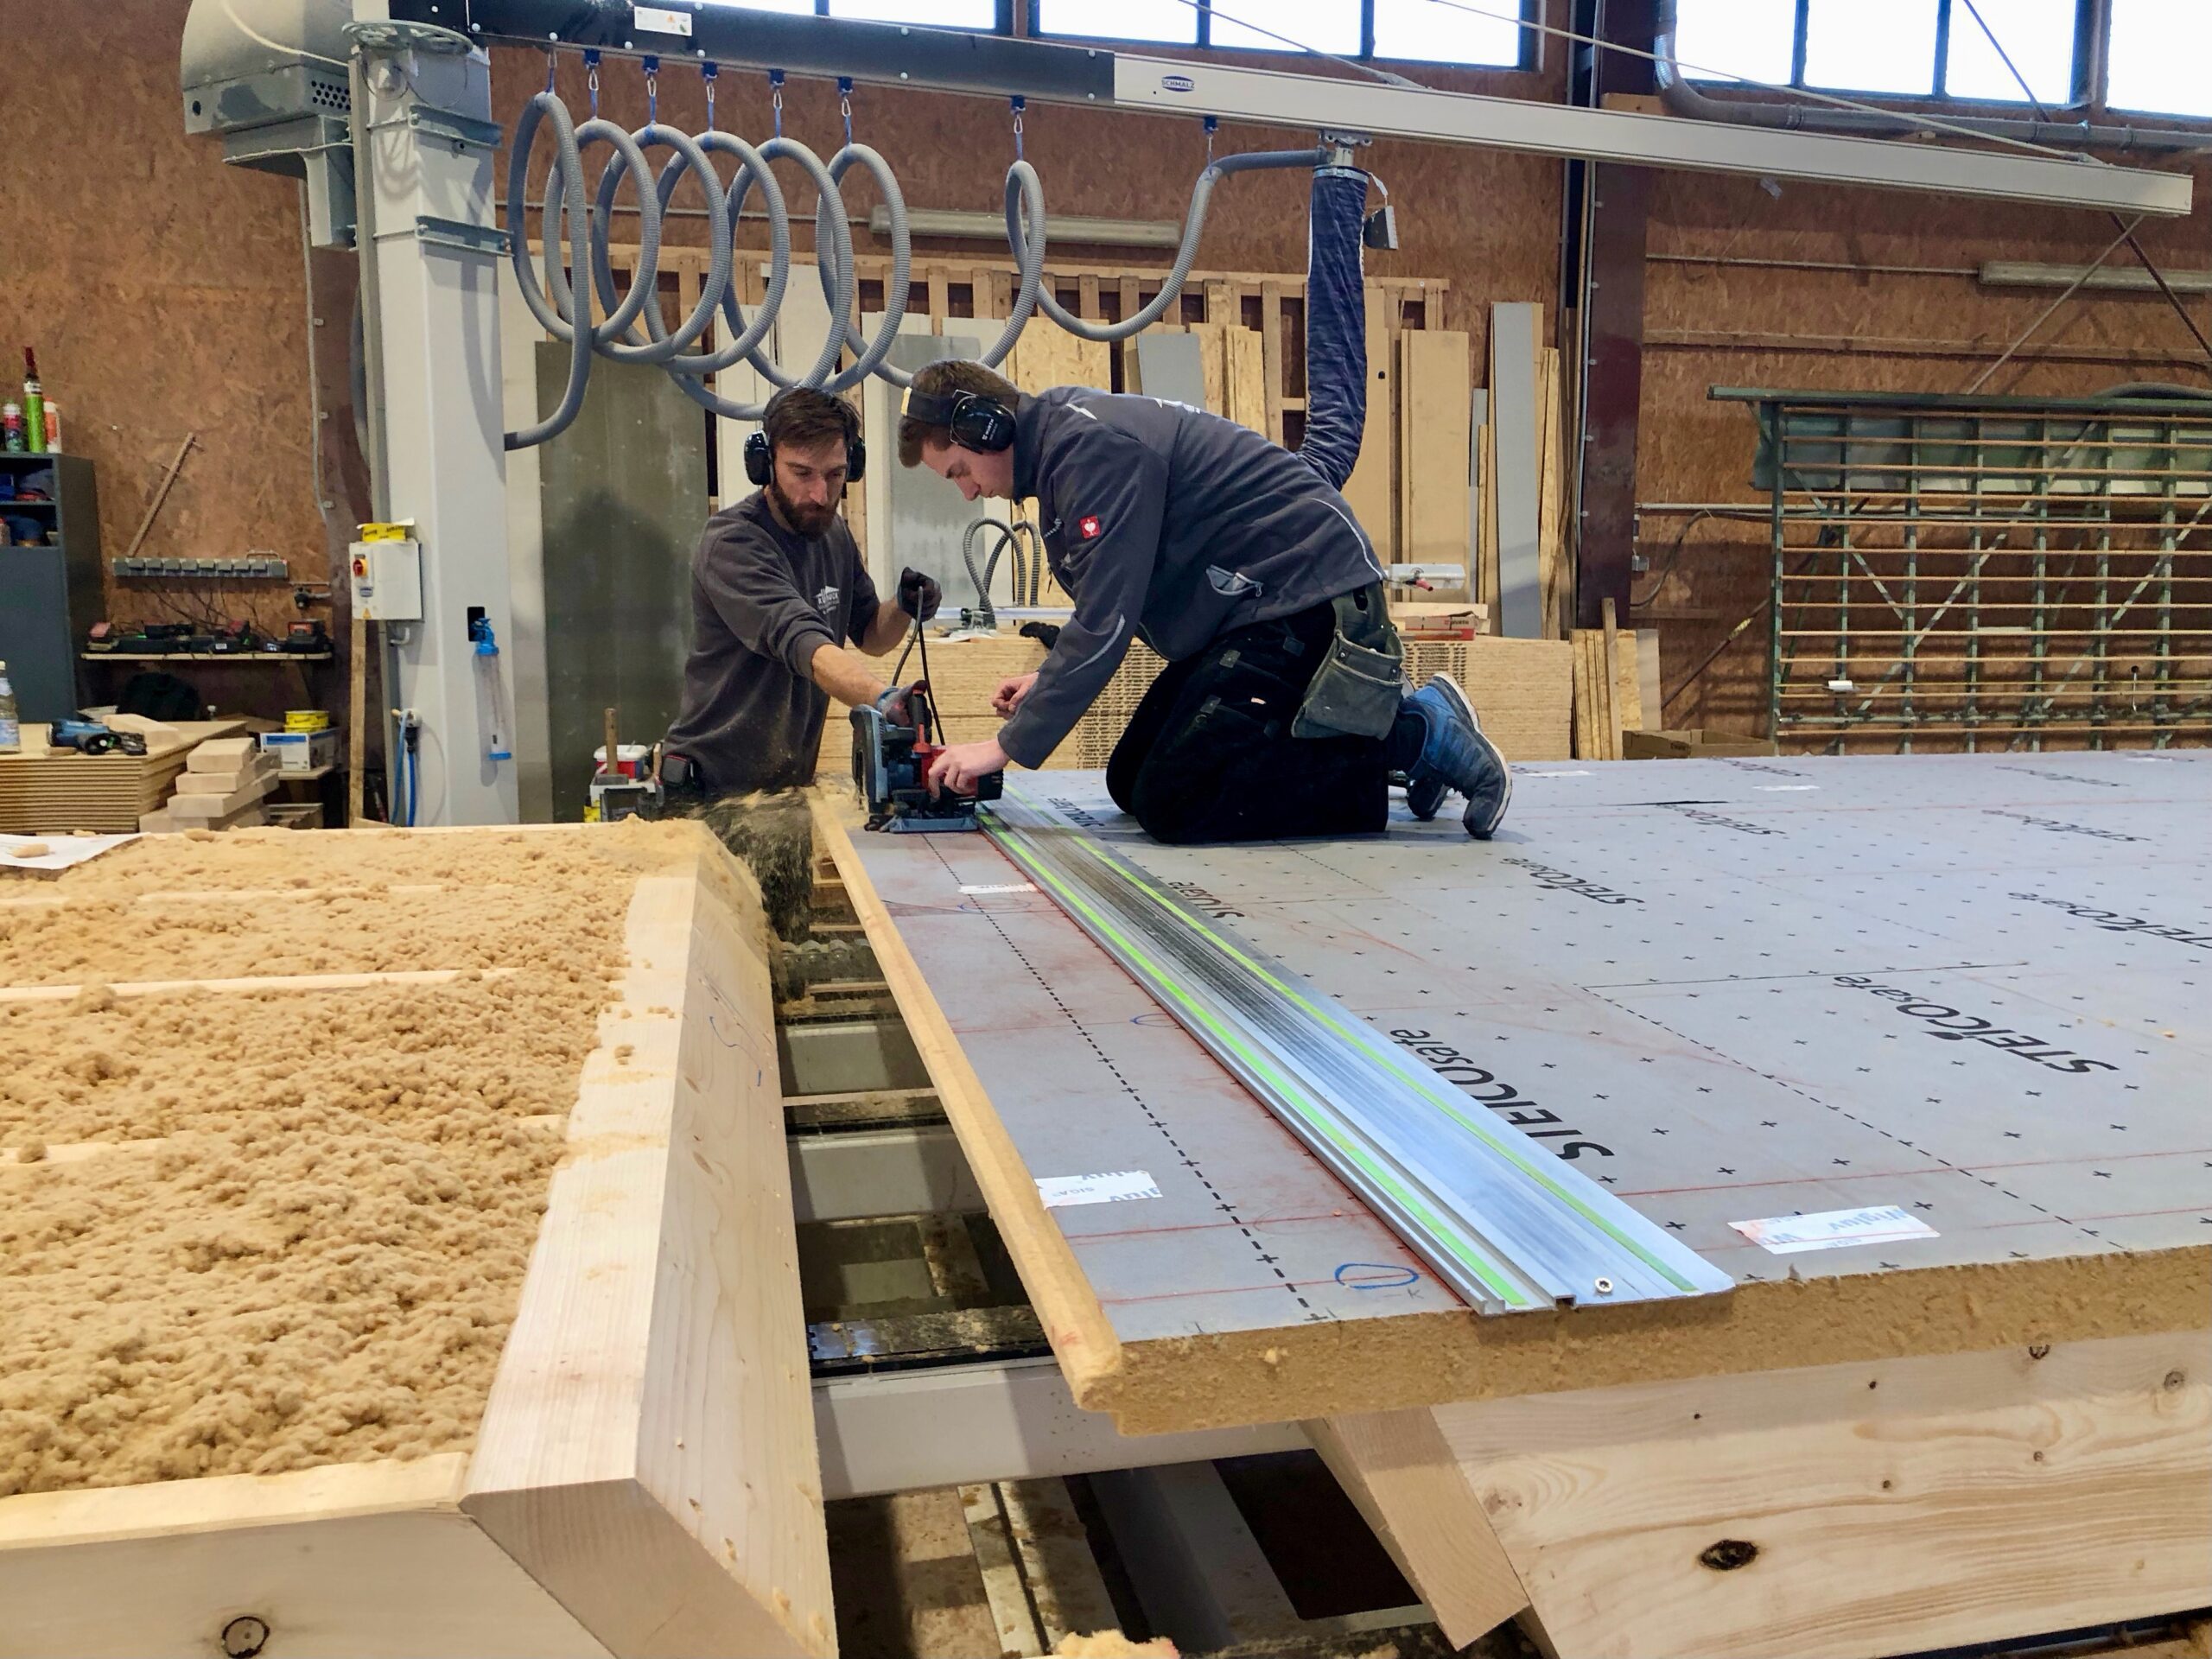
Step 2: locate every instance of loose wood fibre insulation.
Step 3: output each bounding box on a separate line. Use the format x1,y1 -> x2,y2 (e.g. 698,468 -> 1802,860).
0,820 -> 709,1496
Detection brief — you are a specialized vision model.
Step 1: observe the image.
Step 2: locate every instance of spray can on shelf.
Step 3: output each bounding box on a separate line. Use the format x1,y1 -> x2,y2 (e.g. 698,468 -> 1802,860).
0,661 -> 18,755
21,349 -> 43,456
40,402 -> 60,454
1,404 -> 22,454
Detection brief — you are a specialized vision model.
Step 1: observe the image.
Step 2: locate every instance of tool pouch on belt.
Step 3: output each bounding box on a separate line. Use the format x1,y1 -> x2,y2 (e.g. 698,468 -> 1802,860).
1292,583 -> 1404,741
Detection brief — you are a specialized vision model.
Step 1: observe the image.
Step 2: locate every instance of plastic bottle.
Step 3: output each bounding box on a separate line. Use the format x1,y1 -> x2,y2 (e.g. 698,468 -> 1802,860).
0,662 -> 18,755
21,349 -> 43,457
1,404 -> 21,454
40,402 -> 60,454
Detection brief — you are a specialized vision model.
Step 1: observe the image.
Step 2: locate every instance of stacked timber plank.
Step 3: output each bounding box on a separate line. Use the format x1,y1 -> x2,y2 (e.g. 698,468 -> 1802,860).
143,736 -> 278,833
1569,604 -> 1643,760
0,822 -> 832,1658
0,719 -> 244,834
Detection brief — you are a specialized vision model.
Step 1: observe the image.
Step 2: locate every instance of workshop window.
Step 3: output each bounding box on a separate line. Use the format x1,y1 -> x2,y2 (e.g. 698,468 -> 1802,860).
2107,0 -> 2212,117
1033,0 -> 1197,44
1675,0 -> 2089,107
1211,0 -> 1363,56
1943,0 -> 2075,104
825,0 -> 999,24
1370,0 -> 1527,66
1033,0 -> 1535,67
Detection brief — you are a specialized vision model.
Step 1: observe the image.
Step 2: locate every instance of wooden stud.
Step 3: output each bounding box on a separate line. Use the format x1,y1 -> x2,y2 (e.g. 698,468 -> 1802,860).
1261,282 -> 1287,446
1307,1411 -> 1531,1650
926,268 -> 950,332
464,857 -> 835,1658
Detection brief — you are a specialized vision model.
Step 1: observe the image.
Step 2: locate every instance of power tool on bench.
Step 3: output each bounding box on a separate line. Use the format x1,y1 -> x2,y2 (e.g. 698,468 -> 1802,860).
851,681 -> 1001,833
49,715 -> 147,757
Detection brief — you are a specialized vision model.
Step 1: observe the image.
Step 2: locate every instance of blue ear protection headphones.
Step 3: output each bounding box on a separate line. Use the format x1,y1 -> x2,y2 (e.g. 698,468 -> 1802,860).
901,387 -> 1018,454
745,391 -> 865,488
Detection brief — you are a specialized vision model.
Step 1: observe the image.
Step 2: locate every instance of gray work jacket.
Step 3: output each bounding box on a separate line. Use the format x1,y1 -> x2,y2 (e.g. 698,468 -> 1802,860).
995,388 -> 1383,769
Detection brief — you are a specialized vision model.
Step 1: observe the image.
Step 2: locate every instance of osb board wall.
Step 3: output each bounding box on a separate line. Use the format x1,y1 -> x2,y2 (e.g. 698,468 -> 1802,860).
0,0 -> 358,725
1634,161 -> 2212,741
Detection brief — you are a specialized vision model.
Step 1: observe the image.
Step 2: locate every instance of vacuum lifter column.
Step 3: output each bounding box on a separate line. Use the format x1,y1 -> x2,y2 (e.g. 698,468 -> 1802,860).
355,22 -> 518,826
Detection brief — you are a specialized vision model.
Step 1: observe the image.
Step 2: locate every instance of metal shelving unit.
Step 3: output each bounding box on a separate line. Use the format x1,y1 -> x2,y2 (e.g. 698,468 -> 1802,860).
0,454 -> 103,723
1718,387 -> 2212,753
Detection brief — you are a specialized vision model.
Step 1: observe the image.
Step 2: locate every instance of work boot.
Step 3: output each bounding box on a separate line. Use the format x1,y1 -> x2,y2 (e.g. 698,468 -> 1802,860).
1401,676 -> 1512,838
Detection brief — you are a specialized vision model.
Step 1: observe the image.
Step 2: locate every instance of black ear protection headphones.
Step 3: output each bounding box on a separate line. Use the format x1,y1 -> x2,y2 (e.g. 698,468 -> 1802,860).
901,388 -> 1018,454
745,391 -> 865,488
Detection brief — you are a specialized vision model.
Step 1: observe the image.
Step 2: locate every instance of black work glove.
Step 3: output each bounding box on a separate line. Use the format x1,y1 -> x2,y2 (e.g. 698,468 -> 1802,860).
898,567 -> 941,622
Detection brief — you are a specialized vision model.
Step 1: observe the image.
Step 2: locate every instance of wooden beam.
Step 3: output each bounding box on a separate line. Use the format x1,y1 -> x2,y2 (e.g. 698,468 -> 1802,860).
0,1456 -> 609,1658
810,798 -> 1128,1411
1307,1410 -> 1529,1649
463,849 -> 835,1658
1418,1332 -> 2212,1659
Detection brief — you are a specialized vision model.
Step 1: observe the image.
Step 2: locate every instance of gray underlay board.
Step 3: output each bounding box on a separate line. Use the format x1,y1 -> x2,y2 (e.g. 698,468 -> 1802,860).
850,751 -> 2211,1348
1489,302 -> 1541,639
1133,332 -> 1207,408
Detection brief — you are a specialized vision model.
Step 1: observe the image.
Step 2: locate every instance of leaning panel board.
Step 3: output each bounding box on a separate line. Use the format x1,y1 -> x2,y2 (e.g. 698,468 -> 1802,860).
0,823 -> 832,1659
817,752 -> 2209,1438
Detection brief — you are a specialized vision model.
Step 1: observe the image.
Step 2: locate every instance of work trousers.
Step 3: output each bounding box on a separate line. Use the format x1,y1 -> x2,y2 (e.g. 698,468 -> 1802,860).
1106,601 -> 1390,844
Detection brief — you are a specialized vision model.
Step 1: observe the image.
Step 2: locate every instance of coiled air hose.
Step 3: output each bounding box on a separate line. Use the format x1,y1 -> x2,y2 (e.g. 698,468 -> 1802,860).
500,84 -> 1331,449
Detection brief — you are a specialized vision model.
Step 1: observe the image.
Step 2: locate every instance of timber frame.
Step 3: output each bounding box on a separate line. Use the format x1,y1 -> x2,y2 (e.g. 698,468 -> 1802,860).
0,826 -> 833,1659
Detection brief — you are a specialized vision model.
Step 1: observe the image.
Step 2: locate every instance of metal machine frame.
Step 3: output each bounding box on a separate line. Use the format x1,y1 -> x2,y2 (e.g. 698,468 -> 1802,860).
1720,386 -> 2212,753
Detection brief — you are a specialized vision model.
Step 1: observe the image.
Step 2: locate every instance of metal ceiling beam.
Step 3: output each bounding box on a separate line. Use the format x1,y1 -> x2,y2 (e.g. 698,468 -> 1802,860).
373,1 -> 2191,216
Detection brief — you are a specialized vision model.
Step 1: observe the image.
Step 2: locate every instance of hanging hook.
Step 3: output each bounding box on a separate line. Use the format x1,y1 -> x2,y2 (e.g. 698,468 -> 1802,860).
1204,114 -> 1217,163
838,76 -> 854,149
582,48 -> 600,118
768,67 -> 785,138
1010,95 -> 1026,161
702,60 -> 718,130
643,54 -> 659,125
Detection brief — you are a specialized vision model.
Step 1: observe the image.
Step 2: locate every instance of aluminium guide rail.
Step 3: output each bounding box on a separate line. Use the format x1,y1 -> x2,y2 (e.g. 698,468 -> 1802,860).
982,790 -> 1733,1316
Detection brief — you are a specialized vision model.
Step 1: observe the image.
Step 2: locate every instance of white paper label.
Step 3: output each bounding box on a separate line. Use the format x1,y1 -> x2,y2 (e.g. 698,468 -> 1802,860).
1521,769 -> 1592,779
0,833 -> 138,873
1037,1170 -> 1161,1209
960,882 -> 1037,895
1755,785 -> 1820,791
632,4 -> 693,35
1731,1205 -> 1938,1255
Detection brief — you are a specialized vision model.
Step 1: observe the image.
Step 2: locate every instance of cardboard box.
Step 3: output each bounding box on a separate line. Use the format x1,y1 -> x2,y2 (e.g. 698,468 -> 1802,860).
257,729 -> 340,773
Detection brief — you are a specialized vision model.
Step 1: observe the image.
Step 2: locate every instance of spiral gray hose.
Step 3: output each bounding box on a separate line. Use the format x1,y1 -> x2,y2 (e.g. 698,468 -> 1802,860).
500,90 -> 1328,450
961,516 -> 1048,621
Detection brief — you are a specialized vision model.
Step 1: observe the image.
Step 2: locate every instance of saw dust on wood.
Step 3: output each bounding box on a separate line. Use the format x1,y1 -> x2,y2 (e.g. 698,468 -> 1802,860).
0,819 -> 713,1496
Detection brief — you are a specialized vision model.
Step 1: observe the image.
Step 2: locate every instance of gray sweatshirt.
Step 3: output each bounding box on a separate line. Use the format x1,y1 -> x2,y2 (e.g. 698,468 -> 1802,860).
662,491 -> 880,792
996,388 -> 1383,769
